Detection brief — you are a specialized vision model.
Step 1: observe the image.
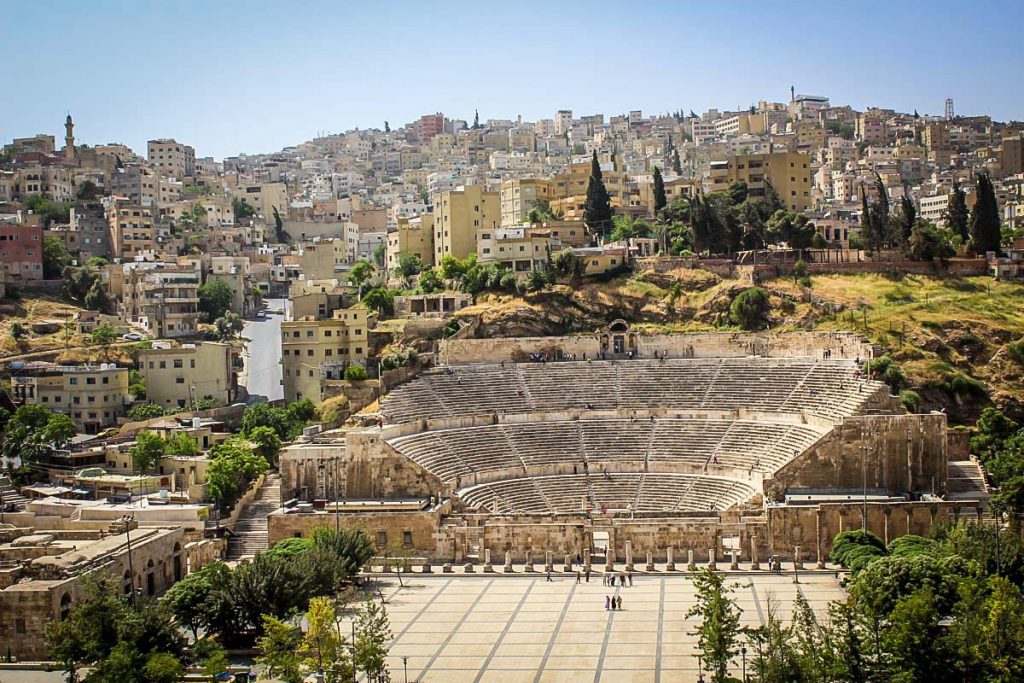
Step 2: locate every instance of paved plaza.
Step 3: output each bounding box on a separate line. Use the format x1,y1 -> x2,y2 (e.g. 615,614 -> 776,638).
350,572 -> 846,683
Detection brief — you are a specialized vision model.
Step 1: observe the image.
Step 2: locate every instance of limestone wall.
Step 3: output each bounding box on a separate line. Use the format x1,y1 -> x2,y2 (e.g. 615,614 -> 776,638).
439,331 -> 875,365
765,413 -> 949,500
267,507 -> 443,554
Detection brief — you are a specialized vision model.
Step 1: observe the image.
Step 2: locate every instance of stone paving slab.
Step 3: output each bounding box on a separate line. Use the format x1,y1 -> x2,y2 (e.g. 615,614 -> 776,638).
343,572 -> 846,683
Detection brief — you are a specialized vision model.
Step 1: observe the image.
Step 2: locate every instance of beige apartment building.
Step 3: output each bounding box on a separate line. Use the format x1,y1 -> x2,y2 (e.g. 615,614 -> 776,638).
386,215 -> 434,276
16,164 -> 74,202
232,182 -> 289,222
108,200 -> 173,260
147,139 -> 195,178
476,227 -> 554,275
433,185 -> 499,262
708,151 -> 812,212
500,179 -> 552,226
121,263 -> 200,338
139,342 -> 241,410
10,363 -> 129,433
281,307 -> 368,403
921,123 -> 952,167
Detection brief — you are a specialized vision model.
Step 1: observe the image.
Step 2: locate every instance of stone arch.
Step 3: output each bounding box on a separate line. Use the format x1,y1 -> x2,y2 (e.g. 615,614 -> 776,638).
172,542 -> 182,582
608,319 -> 630,333
123,569 -> 133,594
59,592 -> 72,621
146,559 -> 156,596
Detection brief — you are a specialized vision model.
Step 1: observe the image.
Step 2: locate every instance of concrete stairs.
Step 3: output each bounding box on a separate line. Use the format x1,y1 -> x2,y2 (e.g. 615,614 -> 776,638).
226,473 -> 281,560
0,475 -> 28,511
946,459 -> 990,502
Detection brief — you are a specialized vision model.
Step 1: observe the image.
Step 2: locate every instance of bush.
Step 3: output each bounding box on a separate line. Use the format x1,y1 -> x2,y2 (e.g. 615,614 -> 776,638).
868,355 -> 906,393
1008,339 -> 1024,365
887,534 -> 936,558
729,287 -> 770,330
128,403 -> 169,421
899,389 -> 921,412
830,529 -> 887,567
344,365 -> 368,381
949,372 -> 988,399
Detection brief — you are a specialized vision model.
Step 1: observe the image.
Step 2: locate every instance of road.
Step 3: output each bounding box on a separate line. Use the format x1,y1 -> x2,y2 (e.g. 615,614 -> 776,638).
240,298 -> 284,402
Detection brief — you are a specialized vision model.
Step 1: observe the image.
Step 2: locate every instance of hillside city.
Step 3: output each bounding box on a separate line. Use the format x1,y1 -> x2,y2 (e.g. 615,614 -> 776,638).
1,92 -> 1023,682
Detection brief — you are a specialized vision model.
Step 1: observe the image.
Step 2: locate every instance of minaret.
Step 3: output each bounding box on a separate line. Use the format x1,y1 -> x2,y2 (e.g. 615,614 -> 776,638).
64,113 -> 75,161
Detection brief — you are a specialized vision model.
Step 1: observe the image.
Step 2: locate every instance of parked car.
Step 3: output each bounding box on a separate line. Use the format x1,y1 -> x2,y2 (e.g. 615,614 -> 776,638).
122,332 -> 144,341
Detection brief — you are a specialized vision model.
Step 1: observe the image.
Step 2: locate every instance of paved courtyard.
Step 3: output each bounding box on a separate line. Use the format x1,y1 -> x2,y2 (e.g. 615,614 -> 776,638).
348,572 -> 846,683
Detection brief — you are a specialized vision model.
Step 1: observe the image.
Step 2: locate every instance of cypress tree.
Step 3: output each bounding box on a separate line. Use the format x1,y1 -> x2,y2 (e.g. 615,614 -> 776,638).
653,166 -> 667,214
969,173 -> 1000,254
946,180 -> 970,244
896,194 -> 916,247
473,110 -> 480,129
584,151 -> 613,237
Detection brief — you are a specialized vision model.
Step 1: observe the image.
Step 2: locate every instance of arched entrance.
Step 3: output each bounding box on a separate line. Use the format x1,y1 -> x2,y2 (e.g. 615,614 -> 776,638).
172,542 -> 182,582
123,569 -> 133,595
59,592 -> 72,621
146,559 -> 155,596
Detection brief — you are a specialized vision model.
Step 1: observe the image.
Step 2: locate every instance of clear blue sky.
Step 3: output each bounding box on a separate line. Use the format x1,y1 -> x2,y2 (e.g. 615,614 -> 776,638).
4,0 -> 1021,160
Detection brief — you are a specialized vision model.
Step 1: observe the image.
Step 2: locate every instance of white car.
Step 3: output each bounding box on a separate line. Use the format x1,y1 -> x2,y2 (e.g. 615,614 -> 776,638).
122,332 -> 144,341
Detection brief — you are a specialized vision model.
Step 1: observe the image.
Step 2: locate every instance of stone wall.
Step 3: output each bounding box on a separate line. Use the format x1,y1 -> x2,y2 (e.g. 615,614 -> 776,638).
765,500 -> 983,563
439,331 -> 875,365
765,413 -> 948,501
267,506 -> 444,554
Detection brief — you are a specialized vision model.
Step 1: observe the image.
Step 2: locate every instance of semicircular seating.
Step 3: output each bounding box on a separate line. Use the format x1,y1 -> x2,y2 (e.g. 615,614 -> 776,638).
458,473 -> 757,515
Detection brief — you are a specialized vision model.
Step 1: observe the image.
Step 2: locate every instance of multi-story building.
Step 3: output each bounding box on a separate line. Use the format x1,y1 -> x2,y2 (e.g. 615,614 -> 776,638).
708,151 -> 812,212
10,362 -> 129,432
476,227 -> 553,275
120,263 -> 200,338
281,307 -> 368,403
921,123 -> 952,167
108,200 -> 169,260
386,215 -> 434,276
139,342 -> 241,410
416,113 -> 445,142
919,193 -> 952,227
16,164 -> 74,202
147,139 -> 195,178
69,201 -> 113,261
555,110 -> 573,135
500,179 -> 552,227
232,182 -> 288,222
0,223 -> 44,281
433,185 -> 500,262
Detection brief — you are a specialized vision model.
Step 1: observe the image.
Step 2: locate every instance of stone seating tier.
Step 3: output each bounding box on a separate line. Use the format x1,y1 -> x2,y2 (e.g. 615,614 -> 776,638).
386,417 -> 826,484
381,358 -> 884,425
458,473 -> 756,515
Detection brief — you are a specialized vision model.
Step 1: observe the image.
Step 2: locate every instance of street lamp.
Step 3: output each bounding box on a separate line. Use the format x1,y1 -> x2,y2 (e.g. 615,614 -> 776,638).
697,654 -> 705,683
741,645 -> 747,682
122,513 -> 136,606
402,656 -> 409,683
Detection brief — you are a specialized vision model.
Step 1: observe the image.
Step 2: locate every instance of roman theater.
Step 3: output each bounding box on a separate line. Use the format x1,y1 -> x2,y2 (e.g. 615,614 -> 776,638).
273,328 -> 988,569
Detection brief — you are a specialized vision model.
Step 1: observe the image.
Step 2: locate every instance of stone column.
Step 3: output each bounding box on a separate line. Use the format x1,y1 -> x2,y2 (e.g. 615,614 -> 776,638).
794,546 -> 804,570
583,548 -> 592,572
707,548 -> 717,571
645,550 -> 654,572
625,541 -> 634,571
686,548 -> 696,572
815,510 -> 825,569
525,552 -> 534,572
503,550 -> 513,573
605,547 -> 616,572
666,546 -> 676,572
564,554 -> 572,572
750,536 -> 760,570
483,549 -> 493,573
544,551 -> 553,572
730,549 -> 739,571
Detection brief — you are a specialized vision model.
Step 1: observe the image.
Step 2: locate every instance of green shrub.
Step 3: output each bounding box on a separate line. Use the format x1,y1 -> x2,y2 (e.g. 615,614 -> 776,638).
868,355 -> 906,392
1007,339 -> 1024,365
830,529 -> 887,567
899,390 -> 921,412
887,534 -> 936,558
343,365 -> 368,381
949,372 -> 988,399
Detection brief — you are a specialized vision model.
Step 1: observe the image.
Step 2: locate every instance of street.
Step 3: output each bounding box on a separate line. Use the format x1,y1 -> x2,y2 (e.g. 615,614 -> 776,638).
240,298 -> 284,402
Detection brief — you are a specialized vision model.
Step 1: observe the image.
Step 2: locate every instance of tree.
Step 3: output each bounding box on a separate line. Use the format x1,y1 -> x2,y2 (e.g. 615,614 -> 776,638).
894,194 -> 917,247
527,198 -> 558,225
609,216 -> 654,242
76,180 -> 100,201
178,202 -> 207,232
552,249 -> 585,282
272,205 -> 287,243
687,568 -> 741,683
91,323 -> 117,358
84,278 -> 112,313
881,589 -> 948,682
909,220 -> 955,262
362,288 -> 395,316
128,402 -> 168,421
257,616 -> 305,683
727,180 -> 749,206
301,597 -> 353,681
248,425 -> 282,465
946,180 -> 970,244
232,197 -> 256,221
3,404 -> 61,464
192,638 -> 229,683
859,173 -> 891,251
472,109 -> 480,129
131,431 -> 166,473
349,260 -> 376,298
583,151 -> 613,237
164,564 -> 219,640
969,172 -> 1001,254
206,436 -> 270,505
213,311 -> 244,339
652,166 -> 667,214
164,431 -> 198,457
730,288 -> 770,330
43,412 -> 76,447
197,278 -> 234,322
354,598 -> 392,682
241,402 -> 294,441
393,251 -> 422,279
43,235 -> 68,279
417,267 -> 443,293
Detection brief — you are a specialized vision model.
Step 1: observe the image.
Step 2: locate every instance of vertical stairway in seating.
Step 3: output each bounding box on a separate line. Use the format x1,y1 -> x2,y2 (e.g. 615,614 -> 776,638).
226,473 -> 281,561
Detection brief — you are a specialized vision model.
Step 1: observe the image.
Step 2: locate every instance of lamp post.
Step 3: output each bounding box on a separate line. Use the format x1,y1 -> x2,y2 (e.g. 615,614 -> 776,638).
741,645 -> 747,682
334,455 -> 341,533
697,654 -> 705,683
402,656 -> 409,683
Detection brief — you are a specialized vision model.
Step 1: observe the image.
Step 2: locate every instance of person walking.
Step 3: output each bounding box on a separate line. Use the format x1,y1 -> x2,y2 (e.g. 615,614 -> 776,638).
585,568 -> 591,583
576,571 -> 581,584
605,595 -> 610,610
617,595 -> 623,610
627,572 -> 633,587
546,570 -> 553,582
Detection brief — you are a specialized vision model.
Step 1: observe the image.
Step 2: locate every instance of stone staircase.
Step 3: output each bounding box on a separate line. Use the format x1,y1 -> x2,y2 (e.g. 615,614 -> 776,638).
0,475 -> 28,512
946,459 -> 990,502
226,473 -> 281,561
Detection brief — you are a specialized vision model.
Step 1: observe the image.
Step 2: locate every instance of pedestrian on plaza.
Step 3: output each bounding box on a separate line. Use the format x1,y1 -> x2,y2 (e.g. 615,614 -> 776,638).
605,595 -> 610,610
546,570 -> 553,582
576,571 -> 581,584
617,595 -> 623,609
628,572 -> 633,587
585,569 -> 591,583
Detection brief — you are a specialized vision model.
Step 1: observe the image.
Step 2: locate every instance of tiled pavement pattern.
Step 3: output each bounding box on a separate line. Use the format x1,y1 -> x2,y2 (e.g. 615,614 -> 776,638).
343,573 -> 845,683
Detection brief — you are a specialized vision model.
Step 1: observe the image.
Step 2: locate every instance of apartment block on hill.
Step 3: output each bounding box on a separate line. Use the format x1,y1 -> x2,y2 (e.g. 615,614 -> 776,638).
139,342 -> 241,410
120,263 -> 200,338
10,362 -> 129,433
281,307 -> 367,403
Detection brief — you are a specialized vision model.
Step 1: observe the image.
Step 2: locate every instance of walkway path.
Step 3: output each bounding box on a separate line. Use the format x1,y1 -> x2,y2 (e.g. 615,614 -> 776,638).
226,473 -> 280,561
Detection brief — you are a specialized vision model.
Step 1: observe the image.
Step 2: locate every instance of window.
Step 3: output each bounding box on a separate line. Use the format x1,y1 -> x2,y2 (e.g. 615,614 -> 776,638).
403,530 -> 413,548
160,361 -> 166,369
376,531 -> 388,547
176,377 -> 185,384
102,377 -> 109,384
173,359 -> 183,368
14,619 -> 26,634
69,377 -> 78,385
190,359 -> 195,368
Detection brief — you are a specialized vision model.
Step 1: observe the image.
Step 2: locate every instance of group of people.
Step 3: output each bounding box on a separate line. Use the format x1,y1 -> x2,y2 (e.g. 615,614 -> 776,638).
605,594 -> 624,610
603,571 -> 632,587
